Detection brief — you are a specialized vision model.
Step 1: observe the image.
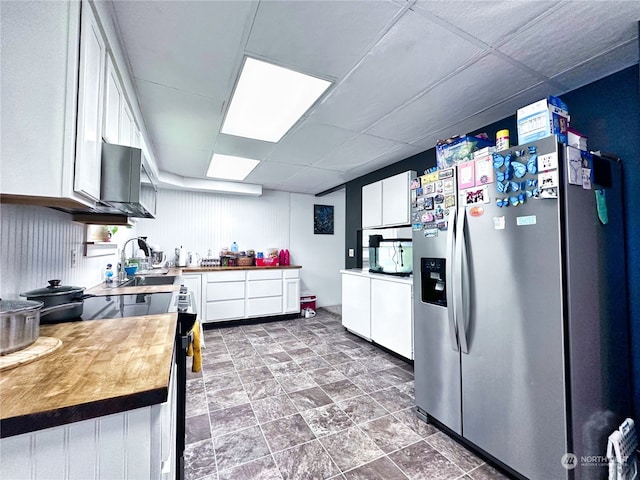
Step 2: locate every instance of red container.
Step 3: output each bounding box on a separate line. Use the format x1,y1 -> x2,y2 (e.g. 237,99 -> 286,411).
256,257 -> 279,267
300,294 -> 316,311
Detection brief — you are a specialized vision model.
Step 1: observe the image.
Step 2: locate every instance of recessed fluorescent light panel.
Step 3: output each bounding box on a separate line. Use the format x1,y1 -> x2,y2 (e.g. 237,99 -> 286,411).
206,154 -> 260,181
221,57 -> 332,143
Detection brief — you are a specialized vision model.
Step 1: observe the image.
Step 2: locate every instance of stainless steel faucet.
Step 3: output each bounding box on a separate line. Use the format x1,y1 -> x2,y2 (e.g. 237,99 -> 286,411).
118,237 -> 151,281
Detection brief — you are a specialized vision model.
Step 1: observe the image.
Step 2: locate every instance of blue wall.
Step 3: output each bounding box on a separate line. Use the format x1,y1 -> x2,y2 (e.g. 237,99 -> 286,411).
344,64 -> 640,416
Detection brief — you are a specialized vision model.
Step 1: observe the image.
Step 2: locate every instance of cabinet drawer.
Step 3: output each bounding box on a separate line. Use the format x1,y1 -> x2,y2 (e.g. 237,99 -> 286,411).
247,297 -> 282,317
246,269 -> 282,281
206,281 -> 244,301
283,269 -> 300,279
247,279 -> 282,298
205,299 -> 245,322
207,271 -> 245,282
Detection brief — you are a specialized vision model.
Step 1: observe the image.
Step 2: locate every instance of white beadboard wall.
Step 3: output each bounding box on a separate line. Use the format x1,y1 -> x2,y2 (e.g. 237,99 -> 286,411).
0,204 -> 123,299
137,188 -> 346,307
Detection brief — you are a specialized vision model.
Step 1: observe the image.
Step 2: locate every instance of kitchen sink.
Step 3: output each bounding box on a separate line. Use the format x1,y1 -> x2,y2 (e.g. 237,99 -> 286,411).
113,275 -> 177,287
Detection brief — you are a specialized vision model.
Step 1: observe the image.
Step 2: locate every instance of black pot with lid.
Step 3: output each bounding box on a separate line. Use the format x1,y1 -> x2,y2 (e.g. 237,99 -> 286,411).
20,279 -> 94,323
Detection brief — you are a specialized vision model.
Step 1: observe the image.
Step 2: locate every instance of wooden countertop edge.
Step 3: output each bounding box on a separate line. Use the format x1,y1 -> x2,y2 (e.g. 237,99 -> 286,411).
0,386 -> 167,439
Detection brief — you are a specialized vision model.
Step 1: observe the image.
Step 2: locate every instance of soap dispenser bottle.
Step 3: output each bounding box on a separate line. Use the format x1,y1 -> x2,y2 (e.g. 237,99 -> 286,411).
105,263 -> 114,284
231,242 -> 238,253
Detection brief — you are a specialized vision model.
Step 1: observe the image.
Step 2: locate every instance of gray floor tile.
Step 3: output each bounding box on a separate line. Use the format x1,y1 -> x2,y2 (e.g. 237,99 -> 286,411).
343,456 -> 409,480
320,379 -> 365,403
207,385 -> 250,411
376,366 -> 414,385
288,386 -> 334,412
203,371 -> 243,392
307,366 -> 348,385
209,403 -> 257,437
261,351 -> 294,364
337,394 -> 389,425
369,386 -> 415,413
269,360 -> 303,377
467,463 -> 511,480
426,432 -> 484,473
392,407 -> 440,438
332,361 -> 369,377
218,455 -> 282,480
185,413 -> 211,445
295,355 -> 331,371
184,439 -> 216,480
319,426 -> 384,472
262,414 -> 316,452
276,371 -> 318,393
244,378 -> 286,401
389,440 -> 465,480
349,372 -> 393,393
301,403 -> 355,437
358,415 -> 422,453
237,365 -> 274,385
213,425 -> 270,471
252,394 -> 299,423
273,440 -> 340,480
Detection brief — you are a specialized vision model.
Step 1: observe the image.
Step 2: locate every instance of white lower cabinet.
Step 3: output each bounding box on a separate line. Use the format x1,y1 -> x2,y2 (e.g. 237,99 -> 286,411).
341,270 -> 413,359
201,268 -> 300,323
341,273 -> 371,340
0,362 -> 177,480
371,278 -> 413,359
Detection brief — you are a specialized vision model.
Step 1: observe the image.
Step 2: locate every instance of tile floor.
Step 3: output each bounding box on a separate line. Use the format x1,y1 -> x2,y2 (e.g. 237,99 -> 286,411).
184,307 -> 510,480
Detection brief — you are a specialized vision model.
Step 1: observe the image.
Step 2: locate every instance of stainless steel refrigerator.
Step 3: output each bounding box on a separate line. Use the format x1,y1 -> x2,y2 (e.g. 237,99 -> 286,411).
411,135 -> 631,480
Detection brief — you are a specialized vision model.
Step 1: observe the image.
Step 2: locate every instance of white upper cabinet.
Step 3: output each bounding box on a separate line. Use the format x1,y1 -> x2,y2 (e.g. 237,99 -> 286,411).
120,103 -> 135,147
74,3 -> 106,202
362,171 -> 415,228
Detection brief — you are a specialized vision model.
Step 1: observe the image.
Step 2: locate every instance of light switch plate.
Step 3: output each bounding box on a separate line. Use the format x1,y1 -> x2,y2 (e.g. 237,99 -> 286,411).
348,248 -> 354,257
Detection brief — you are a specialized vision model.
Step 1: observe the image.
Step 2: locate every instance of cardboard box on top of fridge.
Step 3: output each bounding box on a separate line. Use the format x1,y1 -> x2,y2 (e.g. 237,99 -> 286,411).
567,127 -> 587,150
436,134 -> 495,169
517,95 -> 569,145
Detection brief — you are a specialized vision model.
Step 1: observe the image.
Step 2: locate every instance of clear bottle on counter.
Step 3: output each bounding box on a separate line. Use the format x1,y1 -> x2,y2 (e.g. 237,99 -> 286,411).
231,242 -> 238,253
105,264 -> 114,284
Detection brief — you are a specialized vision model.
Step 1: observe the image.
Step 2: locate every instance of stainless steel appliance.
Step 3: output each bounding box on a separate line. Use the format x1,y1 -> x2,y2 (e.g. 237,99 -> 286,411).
368,235 -> 412,276
412,135 -> 631,480
100,142 -> 157,218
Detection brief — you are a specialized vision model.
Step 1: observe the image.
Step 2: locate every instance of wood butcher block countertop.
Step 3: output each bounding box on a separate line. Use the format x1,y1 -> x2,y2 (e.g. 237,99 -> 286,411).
0,313 -> 177,438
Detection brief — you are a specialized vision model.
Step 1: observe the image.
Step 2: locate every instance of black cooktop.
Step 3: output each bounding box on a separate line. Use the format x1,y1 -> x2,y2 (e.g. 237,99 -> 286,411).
49,292 -> 174,323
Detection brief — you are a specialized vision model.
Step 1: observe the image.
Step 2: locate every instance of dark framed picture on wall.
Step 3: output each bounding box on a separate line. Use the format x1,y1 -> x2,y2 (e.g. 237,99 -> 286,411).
314,204 -> 334,235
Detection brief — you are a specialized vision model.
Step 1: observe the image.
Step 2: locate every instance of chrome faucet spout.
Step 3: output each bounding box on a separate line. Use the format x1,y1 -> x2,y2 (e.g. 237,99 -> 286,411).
118,237 -> 151,281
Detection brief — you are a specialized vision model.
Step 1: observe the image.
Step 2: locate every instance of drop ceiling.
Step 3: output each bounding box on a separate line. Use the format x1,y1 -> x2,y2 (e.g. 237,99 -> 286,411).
109,0 -> 640,195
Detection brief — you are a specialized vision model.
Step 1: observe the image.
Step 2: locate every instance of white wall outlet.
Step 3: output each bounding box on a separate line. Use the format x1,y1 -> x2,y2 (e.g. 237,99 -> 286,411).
348,248 -> 355,257
71,248 -> 77,268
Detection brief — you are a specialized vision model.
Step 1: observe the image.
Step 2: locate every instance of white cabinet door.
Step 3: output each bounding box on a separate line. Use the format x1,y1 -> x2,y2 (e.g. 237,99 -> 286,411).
341,274 -> 371,340
283,278 -> 300,314
74,1 -> 105,201
103,54 -> 121,144
371,279 -> 413,359
181,274 -> 202,318
382,171 -> 413,226
120,103 -> 134,147
361,181 -> 382,228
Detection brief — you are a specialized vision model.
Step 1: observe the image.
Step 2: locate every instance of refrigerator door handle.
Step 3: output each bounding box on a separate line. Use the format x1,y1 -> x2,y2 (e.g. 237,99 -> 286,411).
455,206 -> 470,354
446,206 -> 459,351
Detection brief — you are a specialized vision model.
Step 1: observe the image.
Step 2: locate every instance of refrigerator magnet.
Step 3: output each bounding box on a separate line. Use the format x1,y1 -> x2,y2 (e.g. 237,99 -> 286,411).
416,187 -> 423,197
422,212 -> 435,223
462,186 -> 489,206
438,169 -> 454,180
444,195 -> 456,208
458,161 -> 475,189
582,168 -> 592,190
475,156 -> 495,185
566,146 -> 582,186
539,171 -> 558,190
493,216 -> 506,230
435,181 -> 444,193
437,221 -> 448,230
410,178 -> 421,189
538,152 -> 558,172
424,228 -> 438,238
424,196 -> 434,210
443,179 -> 455,194
412,222 -> 423,231
424,183 -> 435,194
411,190 -> 417,202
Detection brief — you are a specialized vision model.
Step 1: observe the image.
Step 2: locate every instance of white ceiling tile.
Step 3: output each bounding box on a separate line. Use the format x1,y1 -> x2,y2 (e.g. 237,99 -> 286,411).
551,41 -> 639,92
498,2 -> 640,78
246,0 -> 402,78
113,1 -> 256,97
268,122 -> 356,166
313,134 -> 408,172
344,143 -> 425,179
367,53 -> 541,143
244,160 -> 305,185
309,10 -> 483,132
411,1 -> 560,46
283,166 -> 347,194
213,134 -> 277,161
154,144 -> 210,177
136,80 -> 221,151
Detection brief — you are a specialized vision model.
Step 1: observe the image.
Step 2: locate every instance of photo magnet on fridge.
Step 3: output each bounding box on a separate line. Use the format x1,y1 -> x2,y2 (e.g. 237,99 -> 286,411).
410,178 -> 421,189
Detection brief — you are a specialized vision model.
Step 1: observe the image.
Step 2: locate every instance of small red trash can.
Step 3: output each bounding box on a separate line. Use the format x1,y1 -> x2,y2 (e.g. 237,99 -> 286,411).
300,294 -> 316,312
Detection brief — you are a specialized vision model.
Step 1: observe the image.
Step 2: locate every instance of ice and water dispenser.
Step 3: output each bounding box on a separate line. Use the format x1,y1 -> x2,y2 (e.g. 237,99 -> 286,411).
421,258 -> 447,306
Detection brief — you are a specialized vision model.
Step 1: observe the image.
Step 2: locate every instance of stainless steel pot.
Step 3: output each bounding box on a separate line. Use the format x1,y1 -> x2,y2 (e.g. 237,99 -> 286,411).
0,300 -> 79,355
20,279 -> 94,323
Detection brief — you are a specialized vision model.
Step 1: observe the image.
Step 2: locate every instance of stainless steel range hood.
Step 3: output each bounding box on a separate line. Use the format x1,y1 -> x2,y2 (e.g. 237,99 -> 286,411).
100,143 -> 157,218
